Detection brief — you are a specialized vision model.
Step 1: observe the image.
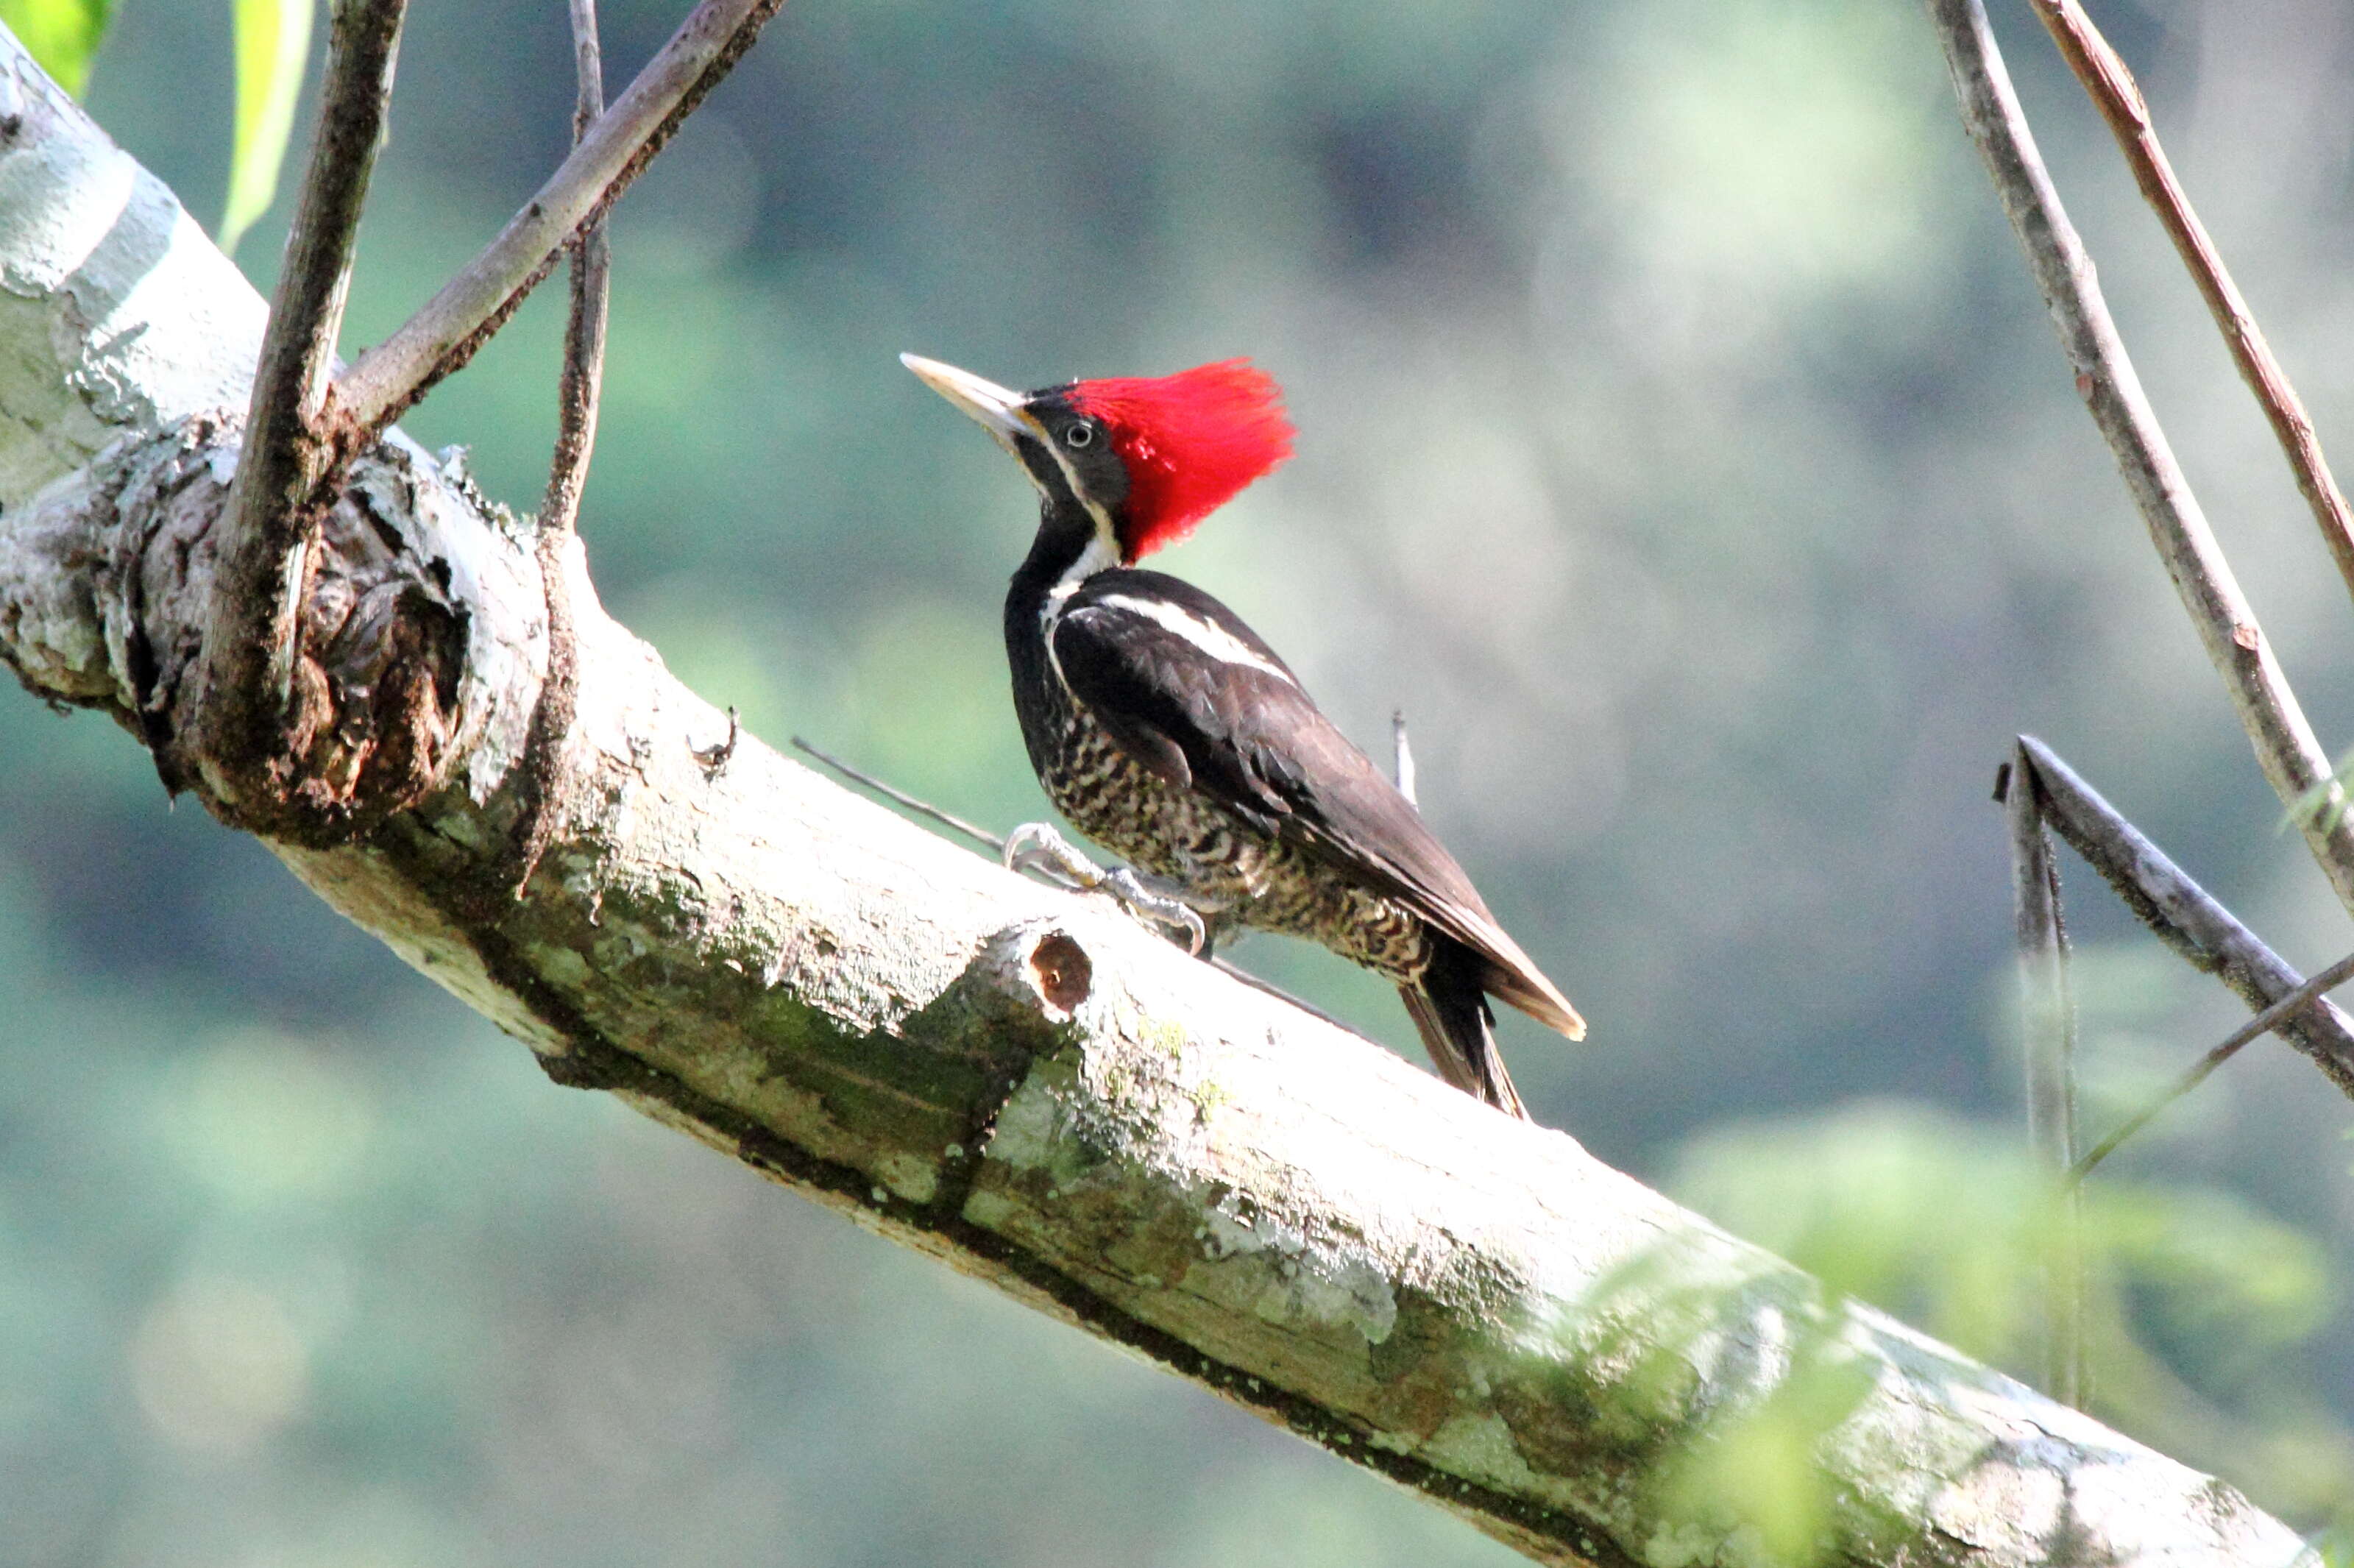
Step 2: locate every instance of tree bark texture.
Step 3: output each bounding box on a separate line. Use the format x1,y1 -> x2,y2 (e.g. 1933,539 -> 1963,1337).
0,32 -> 2310,1568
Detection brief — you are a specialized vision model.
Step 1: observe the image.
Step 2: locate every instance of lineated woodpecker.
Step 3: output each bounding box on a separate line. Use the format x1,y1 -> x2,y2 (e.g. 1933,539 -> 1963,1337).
902,353 -> 1584,1118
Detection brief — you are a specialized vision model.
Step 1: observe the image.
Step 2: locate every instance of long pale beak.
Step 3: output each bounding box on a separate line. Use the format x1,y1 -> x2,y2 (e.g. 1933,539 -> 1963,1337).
900,353 -> 1038,450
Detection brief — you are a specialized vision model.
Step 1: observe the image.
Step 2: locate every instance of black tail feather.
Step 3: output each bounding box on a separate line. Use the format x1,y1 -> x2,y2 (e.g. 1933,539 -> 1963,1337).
1400,940 -> 1528,1119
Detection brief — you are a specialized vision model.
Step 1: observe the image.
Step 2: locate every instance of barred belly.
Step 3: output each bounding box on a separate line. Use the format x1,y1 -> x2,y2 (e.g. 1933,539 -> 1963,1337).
1038,719 -> 1434,984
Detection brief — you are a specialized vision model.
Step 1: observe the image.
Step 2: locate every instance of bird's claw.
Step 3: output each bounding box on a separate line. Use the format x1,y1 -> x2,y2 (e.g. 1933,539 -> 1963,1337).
1002,822 -> 1207,954
1103,868 -> 1208,955
1004,821 -> 1104,885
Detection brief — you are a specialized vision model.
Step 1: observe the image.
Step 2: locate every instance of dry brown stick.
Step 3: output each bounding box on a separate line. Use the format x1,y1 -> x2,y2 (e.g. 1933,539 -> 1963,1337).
208,0 -> 406,766
2000,744 -> 2085,1408
2027,0 -> 2354,606
508,0 -> 612,898
333,0 -> 786,433
1924,0 -> 2354,918
2018,735 -> 2354,1096
785,735 -> 1378,1043
2075,946 -> 2354,1182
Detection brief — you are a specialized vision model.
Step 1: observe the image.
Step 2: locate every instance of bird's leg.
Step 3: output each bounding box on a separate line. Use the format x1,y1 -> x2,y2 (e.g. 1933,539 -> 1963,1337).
1003,822 -> 1209,955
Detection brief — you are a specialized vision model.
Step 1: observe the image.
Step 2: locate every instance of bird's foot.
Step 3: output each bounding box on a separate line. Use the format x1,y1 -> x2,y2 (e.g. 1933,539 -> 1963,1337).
1003,822 -> 1208,955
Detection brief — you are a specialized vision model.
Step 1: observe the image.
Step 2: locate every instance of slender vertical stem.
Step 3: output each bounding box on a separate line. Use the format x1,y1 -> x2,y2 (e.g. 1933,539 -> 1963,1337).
507,0 -> 612,897
2026,0 -> 2354,609
1392,709 -> 1417,806
210,0 -> 407,768
1923,0 -> 2354,918
545,0 -> 611,540
2004,743 -> 2085,1408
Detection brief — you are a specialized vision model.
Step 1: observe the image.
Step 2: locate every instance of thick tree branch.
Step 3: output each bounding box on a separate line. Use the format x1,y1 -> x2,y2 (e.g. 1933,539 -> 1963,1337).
1924,0 -> 2354,918
2026,0 -> 2354,606
210,0 -> 405,795
0,29 -> 2314,1564
333,0 -> 785,432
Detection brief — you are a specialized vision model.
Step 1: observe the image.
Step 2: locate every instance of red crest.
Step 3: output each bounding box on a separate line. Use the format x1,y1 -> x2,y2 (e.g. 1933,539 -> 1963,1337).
1066,360 -> 1294,561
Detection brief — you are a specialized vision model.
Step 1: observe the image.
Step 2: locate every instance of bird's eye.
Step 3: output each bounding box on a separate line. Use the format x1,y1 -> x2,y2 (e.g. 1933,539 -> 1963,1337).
1063,422 -> 1096,449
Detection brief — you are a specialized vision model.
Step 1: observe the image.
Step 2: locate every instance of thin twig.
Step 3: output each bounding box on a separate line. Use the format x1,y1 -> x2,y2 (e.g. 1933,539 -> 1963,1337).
2019,736 -> 2354,1095
2002,742 -> 2085,1407
209,0 -> 407,759
545,0 -> 611,540
2027,0 -> 2354,608
790,737 -> 1005,853
2074,946 -> 2354,1182
333,0 -> 787,433
786,735 -> 1381,1043
507,0 -> 612,898
695,705 -> 741,775
1392,709 -> 1417,806
1924,0 -> 2354,918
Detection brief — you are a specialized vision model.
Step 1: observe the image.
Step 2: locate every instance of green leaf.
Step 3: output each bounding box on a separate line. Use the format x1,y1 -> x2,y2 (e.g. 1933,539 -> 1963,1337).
0,0 -> 113,97
219,0 -> 313,260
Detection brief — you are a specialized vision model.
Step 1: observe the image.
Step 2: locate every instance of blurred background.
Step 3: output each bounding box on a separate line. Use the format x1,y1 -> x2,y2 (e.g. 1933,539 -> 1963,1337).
6,0 -> 2354,1559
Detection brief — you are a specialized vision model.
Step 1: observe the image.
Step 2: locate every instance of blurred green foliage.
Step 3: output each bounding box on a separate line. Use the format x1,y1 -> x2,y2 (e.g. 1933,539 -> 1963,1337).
7,0 -> 2354,1561
220,0 -> 314,256
1,0 -> 110,93
1667,1104 -> 2350,1547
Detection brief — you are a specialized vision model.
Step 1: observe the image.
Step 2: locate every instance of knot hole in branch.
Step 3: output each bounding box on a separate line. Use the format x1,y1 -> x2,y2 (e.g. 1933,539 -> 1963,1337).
1029,931 -> 1093,1016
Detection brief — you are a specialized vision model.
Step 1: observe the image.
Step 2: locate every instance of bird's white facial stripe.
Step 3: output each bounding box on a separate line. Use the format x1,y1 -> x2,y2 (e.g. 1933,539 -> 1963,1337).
1042,534 -> 1122,690
1092,594 -> 1297,686
1049,535 -> 1120,606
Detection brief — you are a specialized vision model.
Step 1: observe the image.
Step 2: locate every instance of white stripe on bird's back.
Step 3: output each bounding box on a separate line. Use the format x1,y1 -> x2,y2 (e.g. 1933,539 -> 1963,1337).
1086,594 -> 1299,687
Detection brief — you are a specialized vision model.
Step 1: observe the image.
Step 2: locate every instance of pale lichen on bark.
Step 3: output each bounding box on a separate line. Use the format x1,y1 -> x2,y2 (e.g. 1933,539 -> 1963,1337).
0,22 -> 2314,1567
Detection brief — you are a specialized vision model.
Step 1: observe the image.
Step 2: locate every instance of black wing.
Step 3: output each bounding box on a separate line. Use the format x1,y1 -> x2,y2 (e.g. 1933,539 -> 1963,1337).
1052,570 -> 1583,1038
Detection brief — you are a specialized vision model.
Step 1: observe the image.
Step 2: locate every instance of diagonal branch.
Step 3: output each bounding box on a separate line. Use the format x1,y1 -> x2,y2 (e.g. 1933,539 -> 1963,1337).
2027,0 -> 2354,608
506,0 -> 614,898
333,0 -> 787,433
2075,946 -> 2354,1180
1924,0 -> 2354,918
2016,736 -> 2354,1097
210,0 -> 406,774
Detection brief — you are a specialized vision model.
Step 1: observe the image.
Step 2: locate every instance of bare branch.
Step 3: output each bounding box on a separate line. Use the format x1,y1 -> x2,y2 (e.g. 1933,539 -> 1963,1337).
333,0 -> 787,433
2018,736 -> 2354,1096
1924,0 -> 2354,917
209,0 -> 406,774
2027,0 -> 2354,608
507,0 -> 613,898
2001,745 -> 2084,1407
2075,946 -> 2354,1181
